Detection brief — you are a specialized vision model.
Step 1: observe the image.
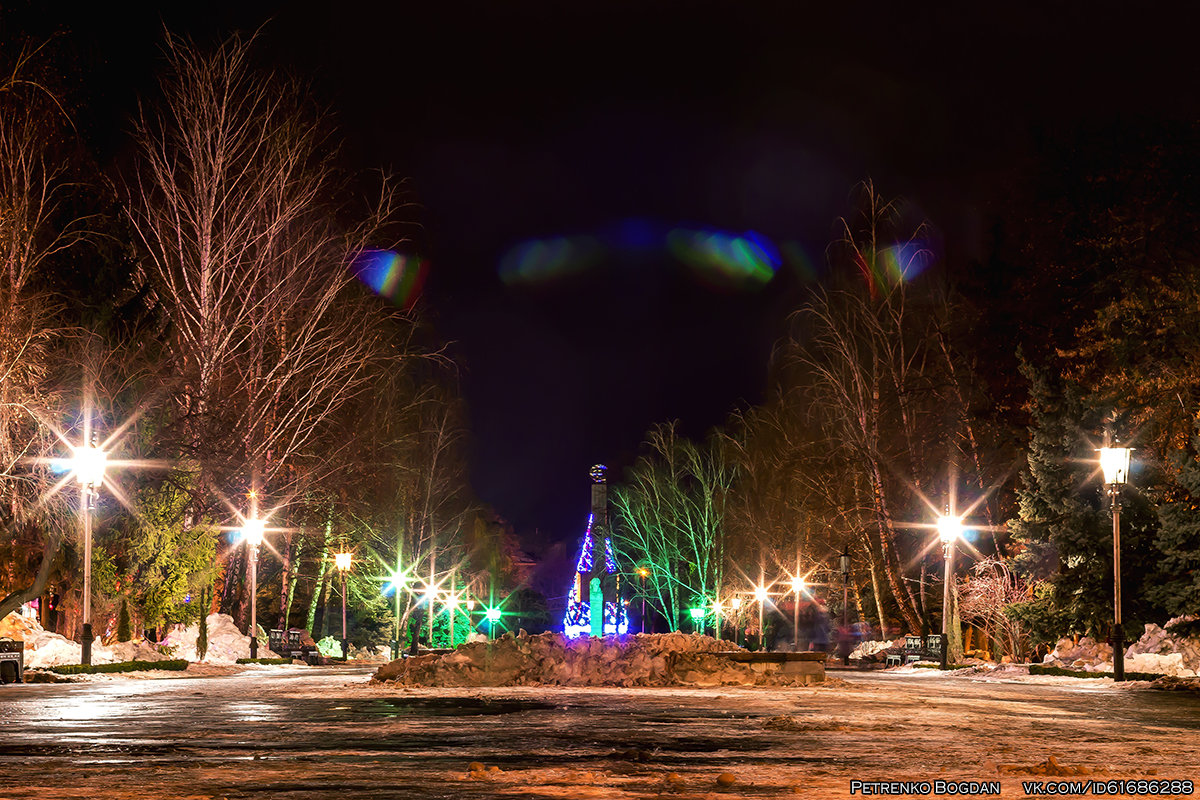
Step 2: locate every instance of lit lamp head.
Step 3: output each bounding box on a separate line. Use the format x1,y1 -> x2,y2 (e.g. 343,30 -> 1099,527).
936,514 -> 964,545
334,552 -> 353,572
242,518 -> 266,548
689,607 -> 705,621
753,585 -> 769,603
789,576 -> 807,595
485,607 -> 502,623
466,599 -> 476,612
1099,446 -> 1131,487
637,567 -> 649,578
731,597 -> 743,610
840,548 -> 851,577
71,445 -> 108,487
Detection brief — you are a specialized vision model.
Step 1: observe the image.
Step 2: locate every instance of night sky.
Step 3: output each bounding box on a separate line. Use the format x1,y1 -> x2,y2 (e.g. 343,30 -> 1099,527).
13,3 -> 1198,550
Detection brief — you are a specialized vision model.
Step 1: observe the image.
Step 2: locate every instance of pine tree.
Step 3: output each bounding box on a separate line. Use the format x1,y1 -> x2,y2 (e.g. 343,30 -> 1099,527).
1009,357 -> 1164,642
1151,438 -> 1200,635
117,599 -> 132,643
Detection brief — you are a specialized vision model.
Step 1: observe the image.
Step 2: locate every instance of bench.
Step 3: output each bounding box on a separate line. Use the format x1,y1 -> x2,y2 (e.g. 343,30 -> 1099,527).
268,628 -> 321,665
0,638 -> 24,684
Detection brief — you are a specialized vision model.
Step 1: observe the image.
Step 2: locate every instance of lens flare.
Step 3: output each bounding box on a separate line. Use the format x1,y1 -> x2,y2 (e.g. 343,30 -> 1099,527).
351,249 -> 428,310
666,228 -> 779,291
498,236 -> 604,285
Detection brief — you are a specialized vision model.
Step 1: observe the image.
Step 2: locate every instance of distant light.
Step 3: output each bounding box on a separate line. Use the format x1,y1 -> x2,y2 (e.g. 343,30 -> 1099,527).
789,576 -> 806,594
334,552 -> 352,572
731,597 -> 743,610
753,585 -> 769,602
466,599 -> 476,611
689,607 -> 705,620
242,518 -> 266,547
485,607 -> 502,622
71,445 -> 108,487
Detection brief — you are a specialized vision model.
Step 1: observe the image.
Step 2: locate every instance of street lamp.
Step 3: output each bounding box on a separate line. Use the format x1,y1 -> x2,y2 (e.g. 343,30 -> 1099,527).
636,567 -> 650,634
383,565 -> 410,660
689,605 -> 705,634
69,441 -> 108,666
731,596 -> 743,647
1099,443 -> 1132,681
753,584 -> 770,652
936,510 -> 963,669
839,547 -> 852,666
242,517 -> 266,659
788,576 -> 806,652
333,552 -> 352,659
485,606 -> 502,639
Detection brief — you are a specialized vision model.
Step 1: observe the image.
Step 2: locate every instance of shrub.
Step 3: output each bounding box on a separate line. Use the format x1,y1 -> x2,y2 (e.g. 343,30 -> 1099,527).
48,659 -> 189,675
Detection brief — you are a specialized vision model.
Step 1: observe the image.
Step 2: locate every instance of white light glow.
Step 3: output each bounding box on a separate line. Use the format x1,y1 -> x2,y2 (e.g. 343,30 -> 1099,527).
242,518 -> 266,547
71,445 -> 108,487
1099,446 -> 1131,486
936,514 -> 964,544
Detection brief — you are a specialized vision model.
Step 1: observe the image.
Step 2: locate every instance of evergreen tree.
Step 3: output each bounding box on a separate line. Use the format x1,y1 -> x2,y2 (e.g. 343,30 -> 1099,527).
117,599 -> 132,643
1009,357 -> 1161,641
1151,436 -> 1200,635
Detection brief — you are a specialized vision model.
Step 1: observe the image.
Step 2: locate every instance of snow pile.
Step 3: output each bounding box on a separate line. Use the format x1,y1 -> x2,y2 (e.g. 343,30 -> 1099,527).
317,636 -> 344,657
372,631 -> 824,688
159,613 -> 260,664
1041,621 -> 1200,678
0,612 -> 120,667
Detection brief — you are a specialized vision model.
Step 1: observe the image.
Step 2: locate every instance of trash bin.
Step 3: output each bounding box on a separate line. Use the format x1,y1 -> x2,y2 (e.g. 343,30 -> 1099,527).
0,638 -> 24,684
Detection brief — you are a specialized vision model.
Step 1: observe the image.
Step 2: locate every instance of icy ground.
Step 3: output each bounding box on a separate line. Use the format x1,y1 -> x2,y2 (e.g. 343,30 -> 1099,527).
1,666 -> 1198,799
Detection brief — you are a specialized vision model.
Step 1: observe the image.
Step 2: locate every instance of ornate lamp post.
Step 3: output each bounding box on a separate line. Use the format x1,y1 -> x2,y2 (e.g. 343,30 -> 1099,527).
789,576 -> 806,652
840,547 -> 852,665
70,441 -> 108,666
936,511 -> 963,669
334,552 -> 352,659
1099,443 -> 1131,681
242,517 -> 266,659
485,606 -> 502,639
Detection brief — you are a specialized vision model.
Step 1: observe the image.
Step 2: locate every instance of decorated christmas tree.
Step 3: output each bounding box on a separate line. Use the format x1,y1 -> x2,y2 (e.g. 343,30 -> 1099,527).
563,465 -> 627,637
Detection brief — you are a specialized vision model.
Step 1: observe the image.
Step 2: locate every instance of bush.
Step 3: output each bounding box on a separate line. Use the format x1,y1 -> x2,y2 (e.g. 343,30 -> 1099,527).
235,657 -> 292,665
48,659 -> 189,675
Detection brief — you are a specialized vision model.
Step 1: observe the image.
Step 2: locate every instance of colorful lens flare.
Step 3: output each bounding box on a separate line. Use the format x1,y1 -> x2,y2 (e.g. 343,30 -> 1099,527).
498,236 -> 605,285
350,249 -> 428,310
666,228 -> 779,290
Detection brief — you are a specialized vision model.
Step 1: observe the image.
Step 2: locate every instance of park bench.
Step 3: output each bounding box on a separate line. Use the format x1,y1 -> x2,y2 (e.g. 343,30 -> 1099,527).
884,634 -> 946,667
716,651 -> 826,683
268,628 -> 321,665
0,638 -> 24,684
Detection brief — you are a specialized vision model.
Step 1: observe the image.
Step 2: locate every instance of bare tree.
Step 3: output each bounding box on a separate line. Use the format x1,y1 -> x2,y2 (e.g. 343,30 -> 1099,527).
126,32 -> 408,622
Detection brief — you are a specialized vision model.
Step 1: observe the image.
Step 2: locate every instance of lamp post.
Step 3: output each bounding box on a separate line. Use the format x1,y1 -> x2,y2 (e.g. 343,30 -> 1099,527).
839,547 -> 852,666
689,606 -> 705,634
637,567 -> 649,633
789,576 -> 806,652
1100,443 -> 1131,682
334,552 -> 352,659
242,517 -> 266,659
70,441 -> 108,666
753,584 -> 769,652
936,510 -> 963,669
731,596 -> 742,647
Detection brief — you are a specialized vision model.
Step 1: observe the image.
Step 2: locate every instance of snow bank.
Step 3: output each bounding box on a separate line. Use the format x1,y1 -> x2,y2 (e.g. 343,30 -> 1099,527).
0,612 -> 120,667
850,639 -> 898,661
1041,619 -> 1200,678
373,631 -> 824,688
159,613 -> 261,664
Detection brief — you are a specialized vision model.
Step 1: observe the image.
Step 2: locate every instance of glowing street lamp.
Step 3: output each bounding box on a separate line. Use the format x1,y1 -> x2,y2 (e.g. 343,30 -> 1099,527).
936,510 -> 963,668
788,576 -> 807,653
241,517 -> 266,659
730,596 -> 743,647
69,441 -> 108,666
1099,443 -> 1132,681
839,547 -> 852,665
334,552 -> 353,659
689,605 -> 705,634
636,567 -> 650,634
485,606 -> 502,639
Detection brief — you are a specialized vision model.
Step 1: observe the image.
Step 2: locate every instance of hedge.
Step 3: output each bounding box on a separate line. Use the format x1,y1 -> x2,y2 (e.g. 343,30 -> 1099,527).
47,659 -> 190,675
1028,663 -> 1162,681
235,657 -> 292,665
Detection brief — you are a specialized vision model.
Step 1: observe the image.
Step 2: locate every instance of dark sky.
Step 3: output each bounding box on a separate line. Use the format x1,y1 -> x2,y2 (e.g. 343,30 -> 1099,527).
13,2 -> 1199,551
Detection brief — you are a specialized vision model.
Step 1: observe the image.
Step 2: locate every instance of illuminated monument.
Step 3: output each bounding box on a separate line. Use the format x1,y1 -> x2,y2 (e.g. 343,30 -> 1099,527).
563,465 -> 627,637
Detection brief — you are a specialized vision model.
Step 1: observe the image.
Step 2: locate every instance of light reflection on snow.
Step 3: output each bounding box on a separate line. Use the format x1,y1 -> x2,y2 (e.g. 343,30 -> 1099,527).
227,701 -> 281,722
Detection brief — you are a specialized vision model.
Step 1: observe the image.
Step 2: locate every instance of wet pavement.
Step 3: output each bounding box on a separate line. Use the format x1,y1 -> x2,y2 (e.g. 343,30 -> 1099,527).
1,666 -> 1199,798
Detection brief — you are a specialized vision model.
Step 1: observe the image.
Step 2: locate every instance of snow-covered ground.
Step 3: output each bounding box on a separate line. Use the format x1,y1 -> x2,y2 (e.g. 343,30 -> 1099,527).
1,665 -> 1197,798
